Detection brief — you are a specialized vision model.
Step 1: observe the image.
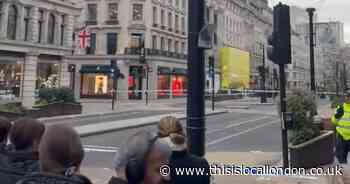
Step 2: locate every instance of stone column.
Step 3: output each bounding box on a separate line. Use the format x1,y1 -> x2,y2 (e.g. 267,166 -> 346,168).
30,7 -> 39,42
16,4 -> 24,40
22,52 -> 38,108
118,61 -> 129,101
64,15 -> 74,47
40,10 -> 49,44
60,57 -> 70,88
0,2 -> 9,39
55,14 -> 62,46
149,62 -> 158,100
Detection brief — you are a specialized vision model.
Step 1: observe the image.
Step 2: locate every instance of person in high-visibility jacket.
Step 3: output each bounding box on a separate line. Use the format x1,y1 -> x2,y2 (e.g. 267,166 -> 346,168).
332,92 -> 350,163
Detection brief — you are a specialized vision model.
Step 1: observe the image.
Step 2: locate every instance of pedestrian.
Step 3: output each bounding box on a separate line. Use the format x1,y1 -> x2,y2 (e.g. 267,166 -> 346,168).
158,116 -> 211,184
17,124 -> 92,184
109,130 -> 172,184
6,117 -> 45,172
332,91 -> 350,163
0,116 -> 12,153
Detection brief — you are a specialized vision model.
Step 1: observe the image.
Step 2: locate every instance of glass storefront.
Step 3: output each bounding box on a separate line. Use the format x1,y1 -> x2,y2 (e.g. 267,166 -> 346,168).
36,63 -> 60,89
172,75 -> 187,97
128,66 -> 143,100
81,74 -> 113,97
0,61 -> 23,98
157,67 -> 171,98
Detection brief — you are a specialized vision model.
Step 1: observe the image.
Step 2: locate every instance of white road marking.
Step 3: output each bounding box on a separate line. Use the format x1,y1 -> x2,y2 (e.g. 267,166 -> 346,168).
84,145 -> 119,153
207,120 -> 279,146
206,116 -> 271,134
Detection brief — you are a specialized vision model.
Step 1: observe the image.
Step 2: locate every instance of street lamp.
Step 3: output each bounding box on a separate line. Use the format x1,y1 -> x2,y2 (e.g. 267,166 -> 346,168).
306,8 -> 316,94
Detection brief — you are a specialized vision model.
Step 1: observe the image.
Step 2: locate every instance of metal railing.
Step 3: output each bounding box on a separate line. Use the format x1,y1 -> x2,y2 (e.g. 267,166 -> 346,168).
124,48 -> 187,59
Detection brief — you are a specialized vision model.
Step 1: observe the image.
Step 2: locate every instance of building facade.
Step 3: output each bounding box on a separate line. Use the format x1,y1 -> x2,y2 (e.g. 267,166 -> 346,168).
0,0 -> 80,107
69,0 -> 188,100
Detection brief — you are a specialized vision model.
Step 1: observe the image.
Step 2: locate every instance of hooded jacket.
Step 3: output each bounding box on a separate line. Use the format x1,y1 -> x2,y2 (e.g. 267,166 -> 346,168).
16,173 -> 93,184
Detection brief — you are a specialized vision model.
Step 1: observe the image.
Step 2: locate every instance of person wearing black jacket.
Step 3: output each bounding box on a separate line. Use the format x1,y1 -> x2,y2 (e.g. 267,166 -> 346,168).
17,124 -> 92,184
0,116 -> 12,154
158,116 -> 211,184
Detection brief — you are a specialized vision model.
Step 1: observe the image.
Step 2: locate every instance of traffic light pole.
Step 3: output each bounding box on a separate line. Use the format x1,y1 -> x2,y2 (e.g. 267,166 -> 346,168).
279,64 -> 289,168
112,77 -> 117,111
145,65 -> 149,106
209,56 -> 215,111
261,45 -> 267,103
187,0 -> 206,157
307,8 -> 316,93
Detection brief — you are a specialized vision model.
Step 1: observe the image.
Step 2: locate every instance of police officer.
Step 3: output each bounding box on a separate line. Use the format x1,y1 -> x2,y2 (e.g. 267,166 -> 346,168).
332,91 -> 350,163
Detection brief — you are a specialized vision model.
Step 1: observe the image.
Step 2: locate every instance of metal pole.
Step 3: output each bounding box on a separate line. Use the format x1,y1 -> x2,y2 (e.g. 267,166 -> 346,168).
211,57 -> 215,111
279,64 -> 289,168
146,66 -> 149,106
336,62 -> 339,96
261,44 -> 267,103
307,8 -> 316,93
112,78 -> 116,110
343,63 -> 347,93
187,0 -> 206,157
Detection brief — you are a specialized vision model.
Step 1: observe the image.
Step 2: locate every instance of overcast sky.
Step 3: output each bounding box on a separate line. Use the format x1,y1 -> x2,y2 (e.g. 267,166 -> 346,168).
268,0 -> 350,43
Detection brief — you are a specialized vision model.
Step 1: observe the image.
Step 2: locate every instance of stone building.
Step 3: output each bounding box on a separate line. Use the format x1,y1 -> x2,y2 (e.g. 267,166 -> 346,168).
68,0 -> 188,101
0,0 -> 80,107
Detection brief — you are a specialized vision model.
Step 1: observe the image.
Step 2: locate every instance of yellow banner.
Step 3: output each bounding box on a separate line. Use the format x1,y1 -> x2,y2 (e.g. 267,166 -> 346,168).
219,47 -> 250,89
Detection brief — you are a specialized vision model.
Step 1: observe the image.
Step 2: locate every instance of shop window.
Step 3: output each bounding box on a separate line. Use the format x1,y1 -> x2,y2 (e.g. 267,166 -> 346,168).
157,67 -> 171,98
81,74 -> 113,97
0,62 -> 23,98
172,74 -> 187,97
36,63 -> 60,89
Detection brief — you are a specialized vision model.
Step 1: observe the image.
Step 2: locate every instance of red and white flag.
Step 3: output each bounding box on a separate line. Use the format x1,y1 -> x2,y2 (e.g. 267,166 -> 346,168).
78,29 -> 90,49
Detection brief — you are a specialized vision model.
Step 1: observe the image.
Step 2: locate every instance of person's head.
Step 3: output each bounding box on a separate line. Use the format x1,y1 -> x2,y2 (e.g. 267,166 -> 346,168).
113,130 -> 172,184
345,91 -> 350,103
0,116 -> 11,144
10,118 -> 45,151
39,124 -> 84,176
158,116 -> 186,151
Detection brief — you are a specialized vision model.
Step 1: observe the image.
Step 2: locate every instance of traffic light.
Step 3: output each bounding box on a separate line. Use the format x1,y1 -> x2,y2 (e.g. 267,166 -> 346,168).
68,64 -> 76,72
267,3 -> 291,65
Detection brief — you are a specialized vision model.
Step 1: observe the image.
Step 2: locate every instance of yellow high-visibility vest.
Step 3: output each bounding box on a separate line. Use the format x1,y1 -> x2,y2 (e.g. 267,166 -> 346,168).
332,103 -> 350,140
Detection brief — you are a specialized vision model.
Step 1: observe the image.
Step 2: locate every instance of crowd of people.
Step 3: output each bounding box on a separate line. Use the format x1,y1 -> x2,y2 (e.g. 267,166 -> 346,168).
0,116 -> 211,184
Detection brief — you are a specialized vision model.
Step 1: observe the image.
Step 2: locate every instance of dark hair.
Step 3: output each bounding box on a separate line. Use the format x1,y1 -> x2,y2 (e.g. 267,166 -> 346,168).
0,116 -> 11,143
10,118 -> 45,150
39,124 -> 84,175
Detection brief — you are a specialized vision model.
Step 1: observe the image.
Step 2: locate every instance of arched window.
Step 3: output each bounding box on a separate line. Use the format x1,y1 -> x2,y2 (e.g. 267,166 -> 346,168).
7,5 -> 17,40
47,14 -> 55,44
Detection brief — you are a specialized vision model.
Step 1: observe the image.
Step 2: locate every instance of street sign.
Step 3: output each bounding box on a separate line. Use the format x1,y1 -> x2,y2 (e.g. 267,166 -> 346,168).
198,24 -> 217,49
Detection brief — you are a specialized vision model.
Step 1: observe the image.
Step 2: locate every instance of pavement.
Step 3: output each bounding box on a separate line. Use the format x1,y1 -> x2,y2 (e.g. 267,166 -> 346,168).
38,97 -> 344,184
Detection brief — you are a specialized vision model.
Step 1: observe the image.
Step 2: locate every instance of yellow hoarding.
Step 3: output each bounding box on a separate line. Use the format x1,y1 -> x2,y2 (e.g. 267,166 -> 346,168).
219,47 -> 250,89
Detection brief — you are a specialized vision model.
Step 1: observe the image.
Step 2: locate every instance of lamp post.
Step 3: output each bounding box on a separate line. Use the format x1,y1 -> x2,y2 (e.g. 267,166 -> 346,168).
306,8 -> 316,93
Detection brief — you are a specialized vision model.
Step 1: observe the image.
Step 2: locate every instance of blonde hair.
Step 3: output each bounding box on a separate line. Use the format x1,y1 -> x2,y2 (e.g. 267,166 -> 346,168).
158,116 -> 186,147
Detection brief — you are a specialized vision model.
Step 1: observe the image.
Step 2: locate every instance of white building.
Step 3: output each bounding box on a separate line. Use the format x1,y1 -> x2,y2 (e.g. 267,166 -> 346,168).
69,0 -> 188,100
0,0 -> 80,107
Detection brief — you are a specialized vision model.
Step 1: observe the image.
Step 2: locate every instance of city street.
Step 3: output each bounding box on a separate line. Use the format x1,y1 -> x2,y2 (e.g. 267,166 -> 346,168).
81,104 -> 281,168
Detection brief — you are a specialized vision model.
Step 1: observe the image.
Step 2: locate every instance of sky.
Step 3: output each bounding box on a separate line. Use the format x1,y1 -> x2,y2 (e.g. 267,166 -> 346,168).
268,0 -> 350,43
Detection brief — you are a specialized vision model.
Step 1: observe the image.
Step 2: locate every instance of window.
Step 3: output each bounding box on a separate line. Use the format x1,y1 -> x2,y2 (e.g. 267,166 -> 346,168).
168,12 -> 172,30
87,4 -> 97,21
181,17 -> 185,33
130,33 -> 143,48
161,37 -> 165,50
107,33 -> 118,55
7,5 -> 17,40
161,9 -> 165,27
24,7 -> 31,41
132,4 -> 143,21
181,42 -> 185,53
175,41 -> 179,53
175,15 -> 179,32
60,15 -> 65,45
108,3 -> 118,21
153,7 -> 158,26
38,10 -> 44,43
168,39 -> 172,52
152,35 -> 157,49
47,14 -> 55,44
87,33 -> 96,55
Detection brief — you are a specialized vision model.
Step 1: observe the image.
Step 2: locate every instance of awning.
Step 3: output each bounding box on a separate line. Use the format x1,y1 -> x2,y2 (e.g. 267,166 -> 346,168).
158,67 -> 172,75
172,68 -> 187,75
80,65 -> 112,74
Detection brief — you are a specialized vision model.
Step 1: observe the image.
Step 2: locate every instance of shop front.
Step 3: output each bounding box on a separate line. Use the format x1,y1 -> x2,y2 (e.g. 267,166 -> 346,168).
0,61 -> 23,99
80,65 -> 113,98
128,66 -> 144,100
171,68 -> 187,97
157,67 -> 172,98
